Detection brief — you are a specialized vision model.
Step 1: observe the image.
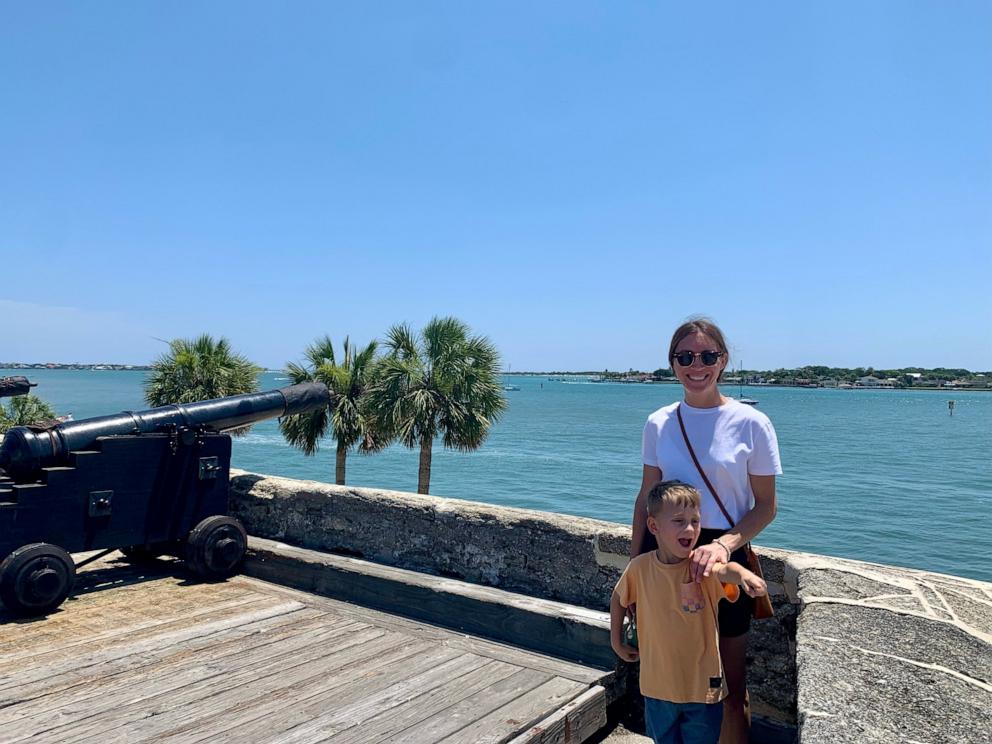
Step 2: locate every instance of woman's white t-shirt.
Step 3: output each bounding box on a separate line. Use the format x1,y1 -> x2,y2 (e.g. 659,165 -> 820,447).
642,399 -> 782,529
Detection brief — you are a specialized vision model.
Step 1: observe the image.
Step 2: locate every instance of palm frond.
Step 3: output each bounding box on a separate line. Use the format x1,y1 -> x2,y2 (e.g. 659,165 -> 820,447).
384,323 -> 418,360
283,334 -> 386,466
304,336 -> 337,369
279,408 -> 330,456
145,335 -> 261,408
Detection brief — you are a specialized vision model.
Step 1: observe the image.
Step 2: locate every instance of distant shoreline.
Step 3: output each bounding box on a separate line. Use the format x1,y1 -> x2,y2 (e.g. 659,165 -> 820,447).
1,364 -> 152,371
3,365 -> 988,393
504,374 -> 990,393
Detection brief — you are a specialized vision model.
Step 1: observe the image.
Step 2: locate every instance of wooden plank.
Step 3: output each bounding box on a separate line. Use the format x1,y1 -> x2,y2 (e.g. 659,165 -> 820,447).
0,597 -> 303,691
505,686 -> 607,744
263,652 -> 494,744
143,636 -> 455,744
8,621 -> 387,744
0,588 -> 272,668
0,606 -> 327,716
323,659 -> 522,744
0,580 -> 259,659
65,631 -> 425,744
0,580 -> 272,663
383,667 -> 553,744
5,620 -> 371,742
248,577 -> 611,687
437,677 -> 587,744
0,590 -> 280,669
0,608 -> 341,724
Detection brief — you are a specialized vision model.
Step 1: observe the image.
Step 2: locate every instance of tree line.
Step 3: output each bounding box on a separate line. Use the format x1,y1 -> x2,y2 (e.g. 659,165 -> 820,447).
1,317 -> 507,495
641,365 -> 987,385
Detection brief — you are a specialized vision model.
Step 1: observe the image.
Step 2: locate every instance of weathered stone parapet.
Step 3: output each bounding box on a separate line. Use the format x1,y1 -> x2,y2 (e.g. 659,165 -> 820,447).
229,470 -> 632,611
787,553 -> 992,744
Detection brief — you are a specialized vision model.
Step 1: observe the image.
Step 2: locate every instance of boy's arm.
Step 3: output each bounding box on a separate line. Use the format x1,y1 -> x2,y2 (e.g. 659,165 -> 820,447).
713,561 -> 767,598
610,591 -> 639,662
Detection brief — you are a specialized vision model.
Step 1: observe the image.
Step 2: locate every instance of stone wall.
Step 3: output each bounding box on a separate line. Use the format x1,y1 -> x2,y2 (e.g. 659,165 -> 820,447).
785,553 -> 992,743
229,470 -> 798,723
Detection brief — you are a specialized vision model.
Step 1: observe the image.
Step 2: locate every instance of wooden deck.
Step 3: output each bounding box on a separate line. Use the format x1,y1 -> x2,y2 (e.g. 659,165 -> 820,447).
0,555 -> 609,743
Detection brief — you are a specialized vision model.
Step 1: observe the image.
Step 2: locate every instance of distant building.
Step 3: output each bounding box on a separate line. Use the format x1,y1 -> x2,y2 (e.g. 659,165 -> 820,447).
855,376 -> 894,389
944,379 -> 979,388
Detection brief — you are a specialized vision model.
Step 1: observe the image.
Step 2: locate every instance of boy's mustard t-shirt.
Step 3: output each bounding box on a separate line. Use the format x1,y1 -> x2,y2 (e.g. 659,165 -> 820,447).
615,551 -> 737,704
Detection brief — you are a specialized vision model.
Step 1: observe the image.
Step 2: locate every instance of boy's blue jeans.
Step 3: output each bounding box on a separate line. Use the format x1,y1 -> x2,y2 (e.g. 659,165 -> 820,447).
643,696 -> 723,744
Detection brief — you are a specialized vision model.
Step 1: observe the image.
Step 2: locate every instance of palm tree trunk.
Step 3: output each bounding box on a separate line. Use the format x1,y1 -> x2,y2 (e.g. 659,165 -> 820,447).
336,445 -> 346,485
417,434 -> 432,494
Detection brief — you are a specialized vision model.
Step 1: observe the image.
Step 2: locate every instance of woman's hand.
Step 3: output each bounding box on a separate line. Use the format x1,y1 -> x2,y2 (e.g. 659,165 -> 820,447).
689,542 -> 728,583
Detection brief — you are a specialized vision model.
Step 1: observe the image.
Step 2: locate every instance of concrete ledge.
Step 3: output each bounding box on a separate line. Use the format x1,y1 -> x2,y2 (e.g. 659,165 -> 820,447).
245,536 -> 616,679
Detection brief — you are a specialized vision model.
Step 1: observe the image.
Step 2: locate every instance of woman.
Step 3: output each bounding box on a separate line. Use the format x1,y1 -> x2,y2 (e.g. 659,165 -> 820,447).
631,318 -> 781,744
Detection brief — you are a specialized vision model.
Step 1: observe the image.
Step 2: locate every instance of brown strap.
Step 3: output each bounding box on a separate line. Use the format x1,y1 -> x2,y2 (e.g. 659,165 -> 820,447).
676,404 -> 735,530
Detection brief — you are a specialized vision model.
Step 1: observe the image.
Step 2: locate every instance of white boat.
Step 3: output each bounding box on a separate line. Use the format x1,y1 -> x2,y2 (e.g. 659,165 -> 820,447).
736,364 -> 758,406
503,366 -> 520,391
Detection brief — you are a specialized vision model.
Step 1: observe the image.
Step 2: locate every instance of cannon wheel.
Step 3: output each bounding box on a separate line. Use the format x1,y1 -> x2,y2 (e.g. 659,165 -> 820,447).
0,543 -> 75,616
185,516 -> 247,579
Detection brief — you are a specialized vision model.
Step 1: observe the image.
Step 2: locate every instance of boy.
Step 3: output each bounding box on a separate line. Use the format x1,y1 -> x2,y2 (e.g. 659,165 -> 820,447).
611,480 -> 767,744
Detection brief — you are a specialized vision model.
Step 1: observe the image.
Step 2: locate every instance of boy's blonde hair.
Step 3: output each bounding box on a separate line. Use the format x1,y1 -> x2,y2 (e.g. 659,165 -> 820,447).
647,480 -> 701,517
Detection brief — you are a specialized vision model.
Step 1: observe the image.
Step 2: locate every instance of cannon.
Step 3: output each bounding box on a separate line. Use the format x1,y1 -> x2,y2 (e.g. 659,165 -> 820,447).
0,382 -> 330,616
0,376 -> 36,398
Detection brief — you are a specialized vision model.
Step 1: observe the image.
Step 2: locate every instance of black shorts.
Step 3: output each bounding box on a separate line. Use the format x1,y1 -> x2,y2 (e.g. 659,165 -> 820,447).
636,528 -> 752,638
698,528 -> 752,638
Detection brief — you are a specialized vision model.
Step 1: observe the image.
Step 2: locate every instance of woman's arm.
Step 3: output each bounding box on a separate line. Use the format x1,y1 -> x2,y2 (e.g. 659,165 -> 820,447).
631,465 -> 662,558
715,474 -> 777,553
689,474 -> 777,583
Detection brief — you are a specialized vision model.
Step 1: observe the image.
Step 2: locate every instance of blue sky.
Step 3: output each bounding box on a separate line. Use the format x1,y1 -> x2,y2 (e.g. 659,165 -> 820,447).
2,2 -> 989,371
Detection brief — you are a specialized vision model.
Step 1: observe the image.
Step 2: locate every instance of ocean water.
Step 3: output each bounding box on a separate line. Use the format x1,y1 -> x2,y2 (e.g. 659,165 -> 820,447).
4,369 -> 990,582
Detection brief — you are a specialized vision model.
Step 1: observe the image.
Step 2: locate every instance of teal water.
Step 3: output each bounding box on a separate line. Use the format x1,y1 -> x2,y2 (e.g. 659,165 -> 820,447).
5,369 -> 990,582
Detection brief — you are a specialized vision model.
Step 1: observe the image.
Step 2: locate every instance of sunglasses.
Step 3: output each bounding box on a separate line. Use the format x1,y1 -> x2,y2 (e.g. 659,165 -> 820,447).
673,350 -> 724,367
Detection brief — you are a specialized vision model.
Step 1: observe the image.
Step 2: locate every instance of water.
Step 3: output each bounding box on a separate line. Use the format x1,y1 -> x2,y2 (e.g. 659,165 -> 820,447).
5,369 -> 991,582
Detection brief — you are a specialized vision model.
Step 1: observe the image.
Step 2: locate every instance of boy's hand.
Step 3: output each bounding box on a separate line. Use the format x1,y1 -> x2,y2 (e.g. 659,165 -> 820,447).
612,641 -> 639,663
741,571 -> 767,598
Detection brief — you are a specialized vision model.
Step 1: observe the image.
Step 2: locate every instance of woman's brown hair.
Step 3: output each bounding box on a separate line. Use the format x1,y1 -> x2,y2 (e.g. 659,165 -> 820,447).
668,317 -> 730,381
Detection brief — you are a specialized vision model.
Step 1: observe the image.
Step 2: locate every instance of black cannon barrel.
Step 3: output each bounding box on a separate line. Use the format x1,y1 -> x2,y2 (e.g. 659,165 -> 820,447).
0,376 -> 35,398
0,382 -> 329,482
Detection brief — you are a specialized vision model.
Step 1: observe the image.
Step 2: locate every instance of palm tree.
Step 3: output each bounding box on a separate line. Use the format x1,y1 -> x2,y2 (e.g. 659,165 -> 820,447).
145,335 -> 262,433
0,395 -> 58,436
365,317 -> 507,495
279,336 -> 383,485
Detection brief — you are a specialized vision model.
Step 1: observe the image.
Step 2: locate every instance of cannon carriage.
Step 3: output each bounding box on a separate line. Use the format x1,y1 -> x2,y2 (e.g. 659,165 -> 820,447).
0,380 -> 329,616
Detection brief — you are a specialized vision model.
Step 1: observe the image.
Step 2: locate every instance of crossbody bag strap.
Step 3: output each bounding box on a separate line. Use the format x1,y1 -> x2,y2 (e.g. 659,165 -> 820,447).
676,404 -> 736,530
